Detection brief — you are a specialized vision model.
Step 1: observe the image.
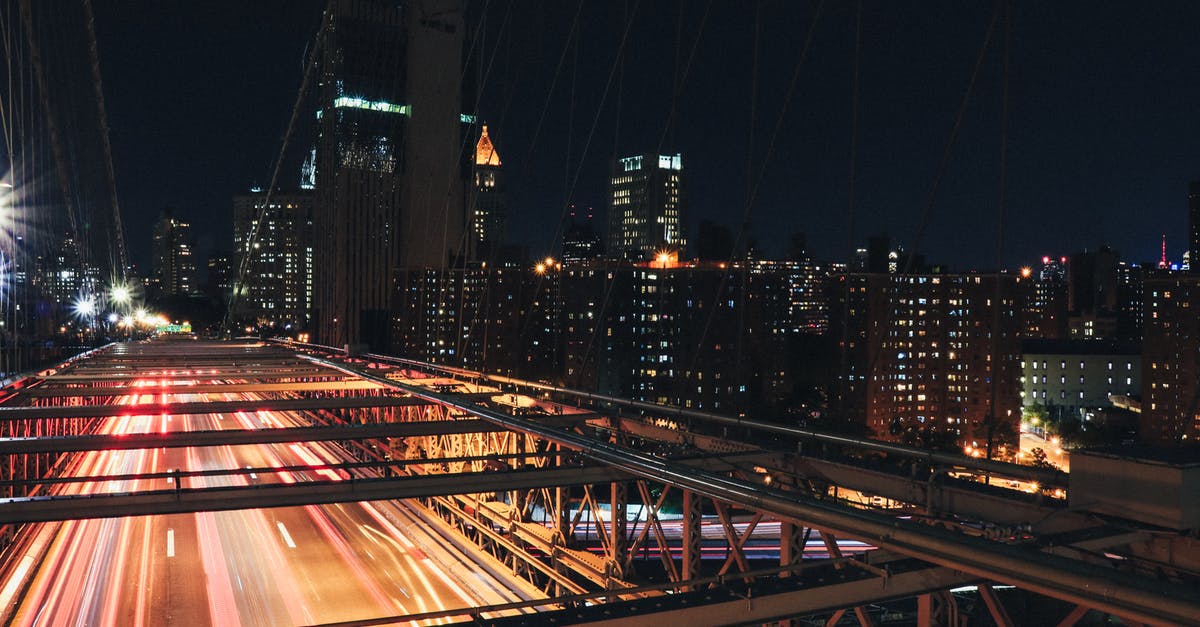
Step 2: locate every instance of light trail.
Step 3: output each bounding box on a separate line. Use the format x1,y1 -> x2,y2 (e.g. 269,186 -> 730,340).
2,365 -> 543,625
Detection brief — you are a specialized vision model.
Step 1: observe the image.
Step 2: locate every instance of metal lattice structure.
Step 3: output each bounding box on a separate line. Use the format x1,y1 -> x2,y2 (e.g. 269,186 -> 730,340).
0,339 -> 1195,625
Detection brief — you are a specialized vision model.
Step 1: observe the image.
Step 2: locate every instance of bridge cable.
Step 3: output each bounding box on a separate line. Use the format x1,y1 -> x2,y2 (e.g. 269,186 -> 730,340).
901,0 -> 1003,274
16,0 -> 86,298
451,2 -> 585,370
836,0 -> 863,428
222,6 -> 331,337
985,0 -> 1012,461
514,1 -> 643,355
572,0 -> 714,388
80,0 -> 128,283
683,0 -> 826,390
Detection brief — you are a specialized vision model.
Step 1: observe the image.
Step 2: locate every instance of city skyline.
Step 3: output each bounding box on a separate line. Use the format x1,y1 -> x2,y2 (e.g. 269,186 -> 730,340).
88,1 -> 1200,272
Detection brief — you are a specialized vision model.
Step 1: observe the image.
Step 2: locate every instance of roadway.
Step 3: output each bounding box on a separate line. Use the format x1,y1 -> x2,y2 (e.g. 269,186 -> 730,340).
1,361 -> 544,625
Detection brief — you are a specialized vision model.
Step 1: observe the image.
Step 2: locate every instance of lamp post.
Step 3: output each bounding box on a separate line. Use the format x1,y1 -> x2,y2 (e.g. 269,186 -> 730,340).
107,284 -> 134,340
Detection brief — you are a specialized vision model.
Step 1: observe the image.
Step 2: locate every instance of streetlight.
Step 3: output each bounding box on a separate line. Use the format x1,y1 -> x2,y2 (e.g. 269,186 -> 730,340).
72,296 -> 97,319
110,284 -> 132,307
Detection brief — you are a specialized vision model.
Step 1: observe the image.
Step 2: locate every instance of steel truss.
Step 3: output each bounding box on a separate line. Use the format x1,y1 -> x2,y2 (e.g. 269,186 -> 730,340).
0,341 -> 1197,626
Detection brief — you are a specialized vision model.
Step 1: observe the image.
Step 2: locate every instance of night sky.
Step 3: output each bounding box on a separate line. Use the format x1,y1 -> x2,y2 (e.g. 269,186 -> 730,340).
92,1 -> 1200,273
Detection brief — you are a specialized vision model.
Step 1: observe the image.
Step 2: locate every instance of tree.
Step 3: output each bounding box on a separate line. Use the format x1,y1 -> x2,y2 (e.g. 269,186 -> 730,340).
1027,447 -> 1059,471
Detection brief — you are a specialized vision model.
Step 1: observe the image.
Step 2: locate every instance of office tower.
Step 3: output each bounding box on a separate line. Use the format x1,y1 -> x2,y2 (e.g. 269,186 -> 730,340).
1115,261 -> 1144,342
206,253 -> 234,304
232,189 -> 314,329
1067,246 -> 1119,338
1140,275 -> 1200,445
1018,255 -> 1069,339
34,235 -> 99,306
468,124 -> 508,261
1190,181 -> 1200,276
150,210 -> 197,298
866,235 -> 891,274
832,273 -> 1022,456
607,153 -> 684,262
313,0 -> 468,350
562,209 -> 602,266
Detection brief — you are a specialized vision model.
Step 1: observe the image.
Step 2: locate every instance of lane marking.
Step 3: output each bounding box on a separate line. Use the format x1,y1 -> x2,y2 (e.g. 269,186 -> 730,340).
167,528 -> 175,558
277,521 -> 297,548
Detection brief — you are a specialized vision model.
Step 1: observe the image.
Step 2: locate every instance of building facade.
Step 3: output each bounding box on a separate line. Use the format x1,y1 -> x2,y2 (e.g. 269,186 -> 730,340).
1140,274 -> 1200,445
150,210 -> 197,298
313,0 -> 469,350
562,210 -> 602,266
606,153 -> 684,262
832,273 -> 1023,456
33,235 -> 99,307
232,189 -> 314,330
1018,256 -> 1069,340
1020,339 -> 1140,420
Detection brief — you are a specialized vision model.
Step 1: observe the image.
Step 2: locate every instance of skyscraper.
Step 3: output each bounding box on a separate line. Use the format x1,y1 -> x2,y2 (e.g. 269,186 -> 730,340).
232,189 -> 314,329
1018,255 -> 1069,340
33,235 -> 99,307
150,210 -> 197,298
607,153 -> 685,262
313,0 -> 468,350
468,124 -> 508,261
561,209 -> 602,266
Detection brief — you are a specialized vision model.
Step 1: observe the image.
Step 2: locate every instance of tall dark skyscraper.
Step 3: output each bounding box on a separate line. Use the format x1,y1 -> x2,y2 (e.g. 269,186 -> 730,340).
313,0 -> 468,350
1189,181 -> 1200,274
561,209 -> 602,266
606,153 -> 684,262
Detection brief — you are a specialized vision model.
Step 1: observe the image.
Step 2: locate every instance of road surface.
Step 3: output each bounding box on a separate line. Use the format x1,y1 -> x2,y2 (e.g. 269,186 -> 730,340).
2,376 -> 543,626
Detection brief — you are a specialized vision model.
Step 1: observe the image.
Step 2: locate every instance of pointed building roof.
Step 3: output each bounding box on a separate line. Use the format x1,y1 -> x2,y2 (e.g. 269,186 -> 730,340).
475,124 -> 502,167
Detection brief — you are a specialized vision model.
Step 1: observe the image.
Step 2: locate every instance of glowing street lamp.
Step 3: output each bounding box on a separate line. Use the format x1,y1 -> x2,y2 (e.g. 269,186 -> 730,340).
110,284 -> 132,308
72,296 -> 97,319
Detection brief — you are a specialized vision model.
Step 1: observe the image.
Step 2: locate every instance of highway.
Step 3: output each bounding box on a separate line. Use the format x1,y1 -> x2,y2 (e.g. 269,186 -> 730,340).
1,372 -> 544,625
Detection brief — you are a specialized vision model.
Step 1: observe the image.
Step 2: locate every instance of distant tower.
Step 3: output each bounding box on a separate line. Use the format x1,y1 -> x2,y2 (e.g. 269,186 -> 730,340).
232,189 -> 314,329
469,124 -> 508,261
562,207 -> 602,265
150,210 -> 197,297
1159,234 -> 1169,270
607,153 -> 685,262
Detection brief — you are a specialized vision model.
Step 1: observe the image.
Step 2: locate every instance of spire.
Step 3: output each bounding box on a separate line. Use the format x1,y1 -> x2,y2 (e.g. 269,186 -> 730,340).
474,124 -> 502,167
1159,234 -> 1169,269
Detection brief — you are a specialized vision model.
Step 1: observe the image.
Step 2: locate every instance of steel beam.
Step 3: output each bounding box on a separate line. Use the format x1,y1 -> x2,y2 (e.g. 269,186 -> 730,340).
309,355 -> 1200,627
0,466 -> 629,524
0,396 -> 426,421
479,565 -> 976,626
0,420 -> 507,454
41,368 -> 334,382
364,351 -> 1067,487
17,381 -> 385,397
794,457 -> 1092,534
